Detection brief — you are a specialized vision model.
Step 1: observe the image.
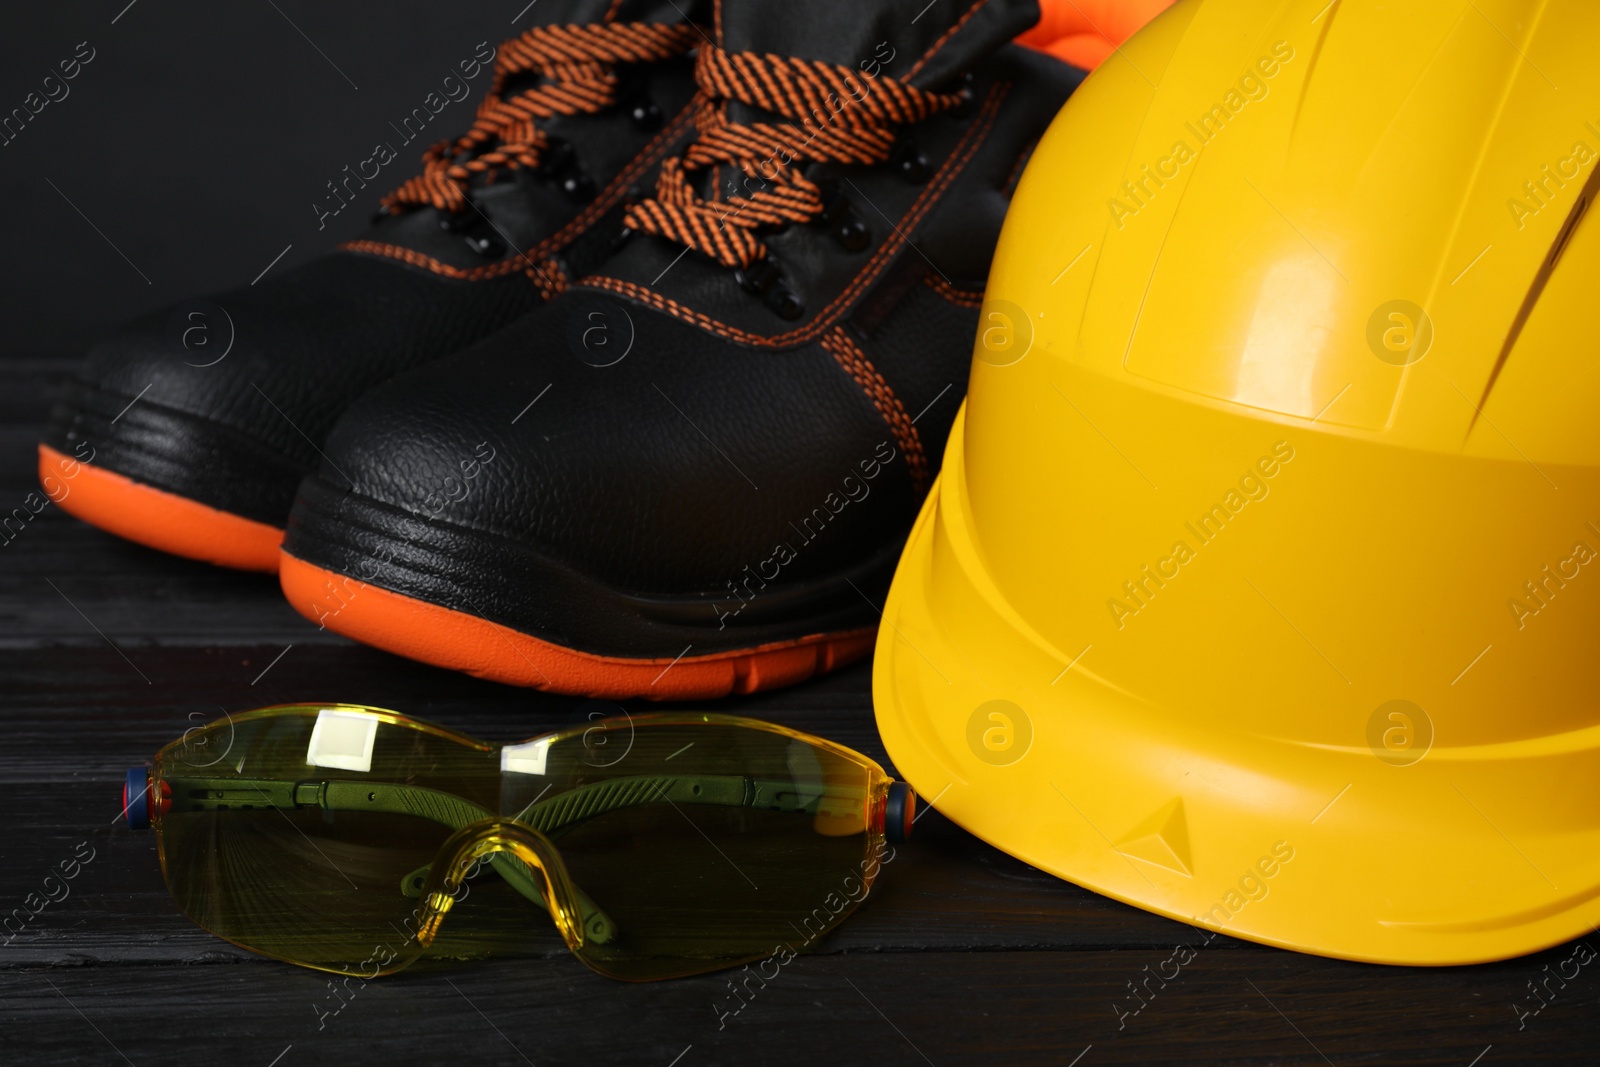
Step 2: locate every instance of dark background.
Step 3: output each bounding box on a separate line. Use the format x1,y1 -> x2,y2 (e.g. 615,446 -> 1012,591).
0,0 -> 513,356
3,3 -> 1599,1065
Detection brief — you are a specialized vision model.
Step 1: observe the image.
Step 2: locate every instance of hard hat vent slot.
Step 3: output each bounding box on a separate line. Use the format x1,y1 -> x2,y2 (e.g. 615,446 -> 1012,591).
1472,162 -> 1600,428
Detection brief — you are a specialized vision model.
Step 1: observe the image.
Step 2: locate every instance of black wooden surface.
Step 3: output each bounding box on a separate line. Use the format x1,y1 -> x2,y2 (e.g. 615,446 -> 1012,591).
5,359 -> 1600,1067
5,2 -> 1596,1063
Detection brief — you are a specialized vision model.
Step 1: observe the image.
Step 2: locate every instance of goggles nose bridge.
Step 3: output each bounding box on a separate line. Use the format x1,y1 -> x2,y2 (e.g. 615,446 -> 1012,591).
417,819 -> 617,950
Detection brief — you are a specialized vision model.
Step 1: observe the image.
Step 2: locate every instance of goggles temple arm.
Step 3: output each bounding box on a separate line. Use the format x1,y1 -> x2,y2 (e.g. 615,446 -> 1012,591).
161,774 -> 866,829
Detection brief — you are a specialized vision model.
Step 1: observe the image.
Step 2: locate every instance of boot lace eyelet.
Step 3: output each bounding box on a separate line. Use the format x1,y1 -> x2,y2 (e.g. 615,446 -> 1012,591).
894,140 -> 933,184
464,233 -> 506,258
561,171 -> 597,201
767,286 -> 805,320
438,208 -> 507,259
835,216 -> 870,252
817,184 -> 871,252
630,98 -> 664,130
735,260 -> 805,320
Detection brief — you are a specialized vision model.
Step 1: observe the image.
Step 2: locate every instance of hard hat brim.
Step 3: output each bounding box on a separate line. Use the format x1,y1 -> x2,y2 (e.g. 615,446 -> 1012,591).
874,403 -> 1600,967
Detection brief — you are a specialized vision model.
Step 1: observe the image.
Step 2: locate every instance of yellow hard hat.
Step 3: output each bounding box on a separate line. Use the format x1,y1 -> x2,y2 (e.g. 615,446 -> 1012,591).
875,0 -> 1600,965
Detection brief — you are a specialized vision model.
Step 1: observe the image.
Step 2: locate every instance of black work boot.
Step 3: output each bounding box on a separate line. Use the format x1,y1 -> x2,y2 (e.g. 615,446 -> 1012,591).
279,0 -> 1083,698
40,0 -> 706,571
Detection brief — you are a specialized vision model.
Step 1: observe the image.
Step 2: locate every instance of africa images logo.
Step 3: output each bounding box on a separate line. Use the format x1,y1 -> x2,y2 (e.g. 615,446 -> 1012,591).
1106,442 -> 1295,630
966,699 -> 1033,767
1106,41 -> 1296,229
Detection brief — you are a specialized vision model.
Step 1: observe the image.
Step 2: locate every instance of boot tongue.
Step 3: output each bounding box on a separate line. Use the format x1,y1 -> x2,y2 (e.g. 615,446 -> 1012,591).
714,0 -> 1039,90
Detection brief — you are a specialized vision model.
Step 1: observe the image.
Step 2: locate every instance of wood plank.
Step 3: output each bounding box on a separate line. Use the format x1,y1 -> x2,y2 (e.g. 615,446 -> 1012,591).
2,947 -> 1589,1066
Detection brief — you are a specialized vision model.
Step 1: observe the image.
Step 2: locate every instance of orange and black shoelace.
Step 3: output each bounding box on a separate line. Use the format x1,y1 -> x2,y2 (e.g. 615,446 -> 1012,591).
383,21 -> 700,216
623,46 -> 968,272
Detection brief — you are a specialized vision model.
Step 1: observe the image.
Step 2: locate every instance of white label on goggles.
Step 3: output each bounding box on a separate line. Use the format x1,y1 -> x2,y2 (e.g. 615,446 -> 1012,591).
305,709 -> 380,773
501,738 -> 554,776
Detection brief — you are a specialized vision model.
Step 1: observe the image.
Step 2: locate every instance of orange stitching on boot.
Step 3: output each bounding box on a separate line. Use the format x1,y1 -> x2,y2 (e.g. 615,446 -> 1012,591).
530,256 -> 569,300
338,103 -> 697,281
582,84 -> 1008,346
924,274 -> 984,307
907,0 -> 994,79
337,242 -> 528,280
622,44 -> 968,271
382,21 -> 701,215
820,327 -> 930,497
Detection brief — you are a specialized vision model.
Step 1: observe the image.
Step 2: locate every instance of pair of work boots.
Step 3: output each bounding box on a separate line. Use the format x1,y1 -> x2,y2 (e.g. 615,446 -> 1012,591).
41,0 -> 1093,700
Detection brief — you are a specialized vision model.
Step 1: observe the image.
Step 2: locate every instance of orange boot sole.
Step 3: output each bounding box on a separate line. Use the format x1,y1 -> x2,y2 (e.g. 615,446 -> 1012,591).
279,550 -> 876,701
39,444 -> 283,572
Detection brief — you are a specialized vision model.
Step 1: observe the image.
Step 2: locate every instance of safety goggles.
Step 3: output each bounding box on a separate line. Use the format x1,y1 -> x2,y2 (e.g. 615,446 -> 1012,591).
124,704 -> 914,981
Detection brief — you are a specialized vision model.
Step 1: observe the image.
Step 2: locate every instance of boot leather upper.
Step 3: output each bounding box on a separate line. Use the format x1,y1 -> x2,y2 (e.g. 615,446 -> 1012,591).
290,0 -> 1084,610
48,0 -> 708,527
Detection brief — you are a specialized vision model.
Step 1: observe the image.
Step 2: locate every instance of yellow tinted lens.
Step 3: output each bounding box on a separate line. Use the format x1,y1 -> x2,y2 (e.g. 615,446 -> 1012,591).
153,705 -> 498,975
501,717 -> 889,980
